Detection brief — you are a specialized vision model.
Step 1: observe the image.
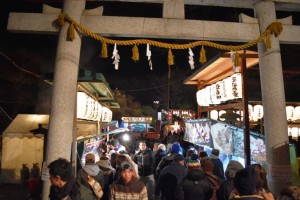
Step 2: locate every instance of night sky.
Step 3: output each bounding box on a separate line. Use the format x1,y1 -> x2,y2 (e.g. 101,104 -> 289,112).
1,1 -> 300,132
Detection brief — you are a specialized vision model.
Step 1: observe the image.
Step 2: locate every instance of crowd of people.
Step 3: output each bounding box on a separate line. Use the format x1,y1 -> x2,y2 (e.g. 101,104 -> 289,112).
47,132 -> 300,200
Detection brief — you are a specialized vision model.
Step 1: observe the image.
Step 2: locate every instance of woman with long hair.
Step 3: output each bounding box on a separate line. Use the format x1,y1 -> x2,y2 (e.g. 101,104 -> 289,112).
251,164 -> 274,200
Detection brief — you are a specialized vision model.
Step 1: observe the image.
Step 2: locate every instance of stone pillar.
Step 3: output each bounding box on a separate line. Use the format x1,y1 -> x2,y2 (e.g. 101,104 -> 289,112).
254,0 -> 291,195
42,1 -> 85,199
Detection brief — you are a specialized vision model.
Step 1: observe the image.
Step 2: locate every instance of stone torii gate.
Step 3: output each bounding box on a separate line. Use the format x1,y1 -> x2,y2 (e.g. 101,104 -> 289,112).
7,0 -> 300,197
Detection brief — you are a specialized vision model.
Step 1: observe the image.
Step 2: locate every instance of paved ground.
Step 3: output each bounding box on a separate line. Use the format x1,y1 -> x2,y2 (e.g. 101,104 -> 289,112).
0,183 -> 30,200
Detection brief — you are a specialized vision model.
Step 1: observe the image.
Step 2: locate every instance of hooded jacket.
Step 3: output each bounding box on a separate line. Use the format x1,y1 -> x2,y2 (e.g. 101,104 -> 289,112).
175,169 -> 213,200
76,163 -> 105,192
156,152 -> 178,176
217,160 -> 244,200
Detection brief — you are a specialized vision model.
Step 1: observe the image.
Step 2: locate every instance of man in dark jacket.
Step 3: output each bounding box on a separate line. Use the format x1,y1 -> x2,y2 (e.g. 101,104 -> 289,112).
209,148 -> 225,180
48,158 -> 94,200
158,154 -> 186,200
133,140 -> 155,200
175,158 -> 212,200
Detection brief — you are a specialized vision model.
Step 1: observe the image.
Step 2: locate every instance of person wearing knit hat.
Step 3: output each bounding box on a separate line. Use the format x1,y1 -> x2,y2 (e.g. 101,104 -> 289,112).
171,143 -> 180,154
230,166 -> 263,200
157,143 -> 166,152
187,159 -> 201,169
76,153 -> 105,199
110,161 -> 148,200
187,153 -> 201,169
85,153 -> 96,163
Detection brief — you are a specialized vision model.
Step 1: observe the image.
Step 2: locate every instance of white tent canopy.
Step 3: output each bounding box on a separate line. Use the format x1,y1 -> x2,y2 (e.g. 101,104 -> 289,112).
1,114 -> 100,183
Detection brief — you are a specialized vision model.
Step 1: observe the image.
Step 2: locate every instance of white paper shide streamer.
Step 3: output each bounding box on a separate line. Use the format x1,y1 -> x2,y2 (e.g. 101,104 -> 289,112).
230,50 -> 239,72
188,48 -> 194,70
230,50 -> 235,63
112,43 -> 120,70
146,44 -> 153,70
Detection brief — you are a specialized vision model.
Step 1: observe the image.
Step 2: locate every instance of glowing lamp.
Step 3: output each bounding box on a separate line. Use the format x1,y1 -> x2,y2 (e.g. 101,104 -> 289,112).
230,73 -> 242,99
286,106 -> 295,121
294,106 -> 300,120
291,127 -> 299,138
253,105 -> 264,119
77,92 -> 102,121
102,106 -> 112,123
219,110 -> 226,121
210,110 -> 219,120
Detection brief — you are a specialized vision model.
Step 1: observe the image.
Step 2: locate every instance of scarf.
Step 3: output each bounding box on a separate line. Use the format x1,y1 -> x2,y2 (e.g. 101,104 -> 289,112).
49,177 -> 79,200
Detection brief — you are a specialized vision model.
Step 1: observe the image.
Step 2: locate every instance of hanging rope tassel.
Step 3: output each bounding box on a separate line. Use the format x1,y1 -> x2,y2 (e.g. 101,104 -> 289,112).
266,22 -> 283,37
131,44 -> 139,62
57,13 -> 66,27
200,46 -> 207,64
234,51 -> 240,67
168,49 -> 174,66
265,32 -> 271,49
67,23 -> 75,41
264,22 -> 282,49
100,42 -> 108,58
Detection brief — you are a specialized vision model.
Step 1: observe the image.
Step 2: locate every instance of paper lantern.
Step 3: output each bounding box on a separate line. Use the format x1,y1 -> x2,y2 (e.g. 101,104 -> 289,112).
294,106 -> 300,120
253,105 -> 264,119
231,73 -> 242,99
204,86 -> 213,106
219,79 -> 228,102
215,81 -> 223,102
91,102 -> 102,121
77,92 -> 88,119
291,127 -> 299,138
210,84 -> 221,105
224,77 -> 233,100
196,90 -> 206,106
286,106 -> 295,121
248,104 -> 258,122
210,110 -> 219,120
77,92 -> 103,121
102,106 -> 112,123
236,110 -> 243,121
219,110 -> 226,121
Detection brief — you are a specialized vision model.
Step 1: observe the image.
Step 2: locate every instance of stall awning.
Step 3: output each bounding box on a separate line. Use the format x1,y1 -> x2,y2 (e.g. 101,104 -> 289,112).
184,50 -> 259,86
3,114 -> 100,140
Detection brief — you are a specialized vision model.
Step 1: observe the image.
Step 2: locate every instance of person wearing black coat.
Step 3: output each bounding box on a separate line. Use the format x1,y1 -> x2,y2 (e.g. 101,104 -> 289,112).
209,149 -> 225,180
156,143 -> 180,177
153,144 -> 167,198
158,154 -> 186,200
175,160 -> 212,200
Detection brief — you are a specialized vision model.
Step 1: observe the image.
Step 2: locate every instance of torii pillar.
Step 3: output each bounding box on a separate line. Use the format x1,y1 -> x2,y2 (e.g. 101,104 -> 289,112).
42,0 -> 85,199
255,1 -> 291,195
